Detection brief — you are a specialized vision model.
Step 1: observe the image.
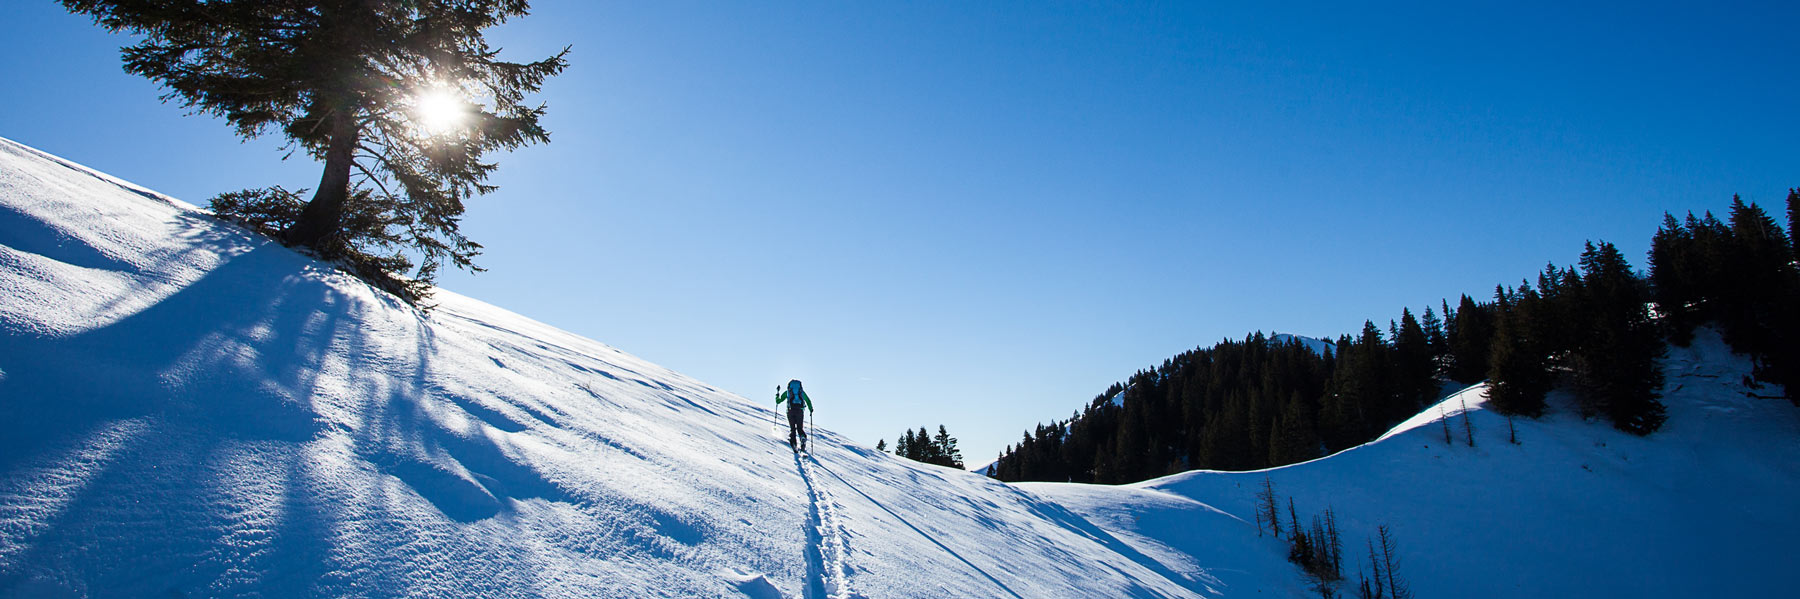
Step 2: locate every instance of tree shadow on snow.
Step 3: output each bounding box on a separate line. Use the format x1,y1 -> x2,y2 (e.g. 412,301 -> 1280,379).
0,227 -> 572,595
0,241 -> 348,594
346,321 -> 575,524
0,243 -> 335,463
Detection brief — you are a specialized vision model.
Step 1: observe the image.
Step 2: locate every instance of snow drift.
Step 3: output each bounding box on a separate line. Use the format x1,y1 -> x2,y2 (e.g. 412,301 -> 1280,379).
2,136 -> 1796,598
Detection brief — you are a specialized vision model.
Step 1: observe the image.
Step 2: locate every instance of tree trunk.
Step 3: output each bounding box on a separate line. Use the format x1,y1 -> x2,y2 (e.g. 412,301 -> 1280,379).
285,114 -> 358,250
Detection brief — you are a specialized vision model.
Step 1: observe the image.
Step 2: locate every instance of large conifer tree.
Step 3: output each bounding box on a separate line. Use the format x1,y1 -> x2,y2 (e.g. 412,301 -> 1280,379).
1393,308 -> 1435,412
1487,285 -> 1550,417
1722,198 -> 1794,352
64,0 -> 568,298
1572,241 -> 1666,434
1726,197 -> 1800,404
1420,306 -> 1447,370
1447,295 -> 1494,384
1648,213 -> 1699,346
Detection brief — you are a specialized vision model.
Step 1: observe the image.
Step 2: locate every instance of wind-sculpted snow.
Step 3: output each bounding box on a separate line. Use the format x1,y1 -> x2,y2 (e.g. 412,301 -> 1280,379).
0,138 -> 1210,597
3,136 -> 1795,598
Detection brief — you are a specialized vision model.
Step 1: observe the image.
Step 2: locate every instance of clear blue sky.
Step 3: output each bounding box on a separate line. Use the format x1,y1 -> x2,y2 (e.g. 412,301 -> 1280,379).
4,1 -> 1796,467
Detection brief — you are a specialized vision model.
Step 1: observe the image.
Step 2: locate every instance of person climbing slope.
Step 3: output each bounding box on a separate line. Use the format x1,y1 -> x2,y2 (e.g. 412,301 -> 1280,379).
775,379 -> 814,451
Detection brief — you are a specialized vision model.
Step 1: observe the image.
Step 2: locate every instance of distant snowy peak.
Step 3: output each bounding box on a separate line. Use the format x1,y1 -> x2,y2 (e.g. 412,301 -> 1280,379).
1271,332 -> 1334,356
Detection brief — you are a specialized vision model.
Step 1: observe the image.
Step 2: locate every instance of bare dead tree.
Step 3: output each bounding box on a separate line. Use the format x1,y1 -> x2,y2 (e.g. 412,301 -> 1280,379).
1257,477 -> 1282,538
1461,399 -> 1476,447
1377,525 -> 1410,599
1363,539 -> 1385,599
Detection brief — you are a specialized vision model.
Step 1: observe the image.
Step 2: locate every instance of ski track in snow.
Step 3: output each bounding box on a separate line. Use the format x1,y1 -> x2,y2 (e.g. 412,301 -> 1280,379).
797,452 -> 854,599
811,459 -> 1029,599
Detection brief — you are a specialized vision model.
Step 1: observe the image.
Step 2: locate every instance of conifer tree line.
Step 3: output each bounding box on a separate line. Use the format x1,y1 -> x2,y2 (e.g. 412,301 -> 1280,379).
1648,194 -> 1800,402
885,425 -> 965,469
990,192 -> 1800,485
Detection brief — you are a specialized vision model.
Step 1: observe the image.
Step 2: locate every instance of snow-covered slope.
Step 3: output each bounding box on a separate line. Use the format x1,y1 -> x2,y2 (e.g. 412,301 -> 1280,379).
3,137 -> 1796,598
0,138 -> 1219,598
1030,329 -> 1800,598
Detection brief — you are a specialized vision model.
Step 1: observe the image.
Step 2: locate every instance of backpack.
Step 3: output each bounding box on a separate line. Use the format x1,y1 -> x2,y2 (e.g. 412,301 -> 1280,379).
787,380 -> 805,413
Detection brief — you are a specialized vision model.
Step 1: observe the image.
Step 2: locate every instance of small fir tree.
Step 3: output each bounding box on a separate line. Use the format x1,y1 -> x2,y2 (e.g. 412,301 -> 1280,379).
933,425 -> 965,469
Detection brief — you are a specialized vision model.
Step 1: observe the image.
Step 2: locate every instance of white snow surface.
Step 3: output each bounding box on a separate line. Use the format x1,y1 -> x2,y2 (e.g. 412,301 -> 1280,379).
3,137 -> 1798,598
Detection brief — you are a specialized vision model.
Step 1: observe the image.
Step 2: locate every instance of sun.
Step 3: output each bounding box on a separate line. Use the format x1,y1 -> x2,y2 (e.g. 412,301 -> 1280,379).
413,87 -> 467,136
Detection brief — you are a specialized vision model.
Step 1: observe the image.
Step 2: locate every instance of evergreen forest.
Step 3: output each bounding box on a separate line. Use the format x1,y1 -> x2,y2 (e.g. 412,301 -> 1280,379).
989,192 -> 1800,484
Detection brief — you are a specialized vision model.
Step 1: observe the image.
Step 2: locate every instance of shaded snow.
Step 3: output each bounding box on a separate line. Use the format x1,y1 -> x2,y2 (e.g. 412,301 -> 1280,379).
3,136 -> 1795,598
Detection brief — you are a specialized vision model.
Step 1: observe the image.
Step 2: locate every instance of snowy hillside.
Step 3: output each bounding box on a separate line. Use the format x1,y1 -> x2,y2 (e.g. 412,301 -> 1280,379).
0,138 -> 1243,598
3,136 -> 1796,598
0,138 -> 1225,597
1031,328 -> 1800,598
